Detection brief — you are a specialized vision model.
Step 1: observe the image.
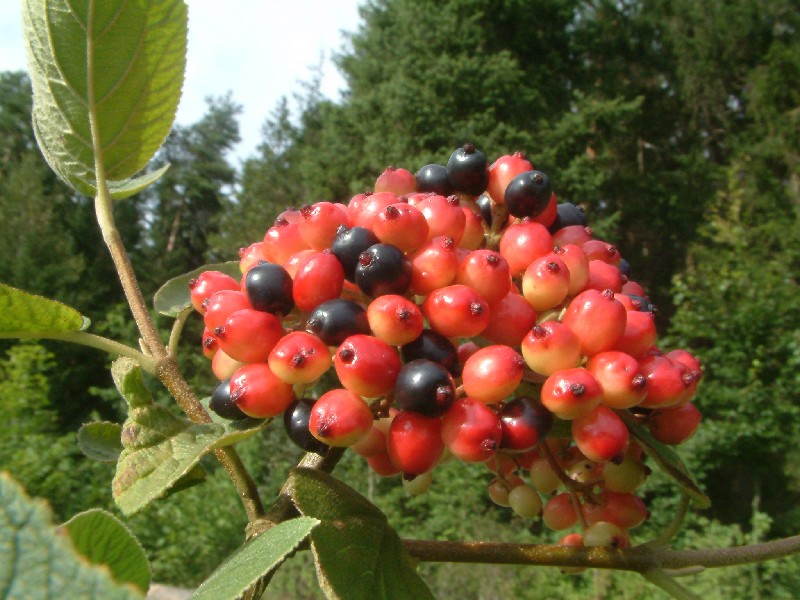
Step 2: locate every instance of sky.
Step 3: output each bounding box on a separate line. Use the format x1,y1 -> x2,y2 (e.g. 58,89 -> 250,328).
0,1 -> 365,163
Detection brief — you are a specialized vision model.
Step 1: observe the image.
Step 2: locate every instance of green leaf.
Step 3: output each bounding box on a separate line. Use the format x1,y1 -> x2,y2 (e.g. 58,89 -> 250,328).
200,397 -> 271,448
107,164 -> 171,200
0,282 -> 87,336
620,411 -> 711,508
153,262 -> 241,317
0,472 -> 143,599
78,421 -> 123,463
22,0 -> 186,195
290,468 -> 435,600
111,358 -> 226,515
61,509 -> 150,593
191,517 -> 320,600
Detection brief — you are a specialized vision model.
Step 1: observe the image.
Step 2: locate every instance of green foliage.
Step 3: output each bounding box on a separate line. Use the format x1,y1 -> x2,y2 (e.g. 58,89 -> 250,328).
153,261 -> 239,317
0,282 -> 87,335
191,517 -> 319,600
62,509 -> 151,593
22,0 -> 187,196
0,472 -> 143,599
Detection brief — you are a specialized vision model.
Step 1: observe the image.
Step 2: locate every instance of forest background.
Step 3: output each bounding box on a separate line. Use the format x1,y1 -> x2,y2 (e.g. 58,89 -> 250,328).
1,0 -> 798,597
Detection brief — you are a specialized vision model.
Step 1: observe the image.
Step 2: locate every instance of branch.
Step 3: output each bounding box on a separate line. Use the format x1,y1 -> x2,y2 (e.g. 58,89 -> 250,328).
86,29 -> 264,522
402,534 -> 800,572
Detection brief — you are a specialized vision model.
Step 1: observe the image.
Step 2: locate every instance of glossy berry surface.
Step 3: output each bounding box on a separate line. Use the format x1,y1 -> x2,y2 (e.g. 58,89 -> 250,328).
461,345 -> 524,404
305,299 -> 370,346
335,334 -> 401,398
499,396 -> 554,451
504,170 -> 552,219
387,411 -> 444,475
415,163 -> 453,196
401,330 -> 458,374
209,379 -> 247,420
284,397 -> 329,454
330,226 -> 380,281
441,398 -> 502,462
447,143 -> 489,196
244,261 -> 294,315
355,243 -> 412,298
394,359 -> 456,416
309,388 -> 374,447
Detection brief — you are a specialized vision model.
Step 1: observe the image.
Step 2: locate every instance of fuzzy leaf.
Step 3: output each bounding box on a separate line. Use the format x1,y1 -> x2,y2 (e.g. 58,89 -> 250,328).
191,517 -> 320,600
22,0 -> 186,195
621,411 -> 711,508
290,468 -> 435,600
0,472 -> 143,599
107,164 -> 171,200
0,282 -> 87,336
78,421 -> 123,463
153,262 -> 241,317
111,358 -> 225,515
200,397 -> 271,448
61,509 -> 150,593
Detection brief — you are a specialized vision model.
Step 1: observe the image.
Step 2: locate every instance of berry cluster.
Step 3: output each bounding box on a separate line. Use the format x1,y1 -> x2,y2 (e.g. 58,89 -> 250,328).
189,145 -> 703,551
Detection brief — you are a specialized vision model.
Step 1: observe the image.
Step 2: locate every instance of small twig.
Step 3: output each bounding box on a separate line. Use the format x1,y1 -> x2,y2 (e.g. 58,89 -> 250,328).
167,308 -> 192,357
644,569 -> 701,600
645,493 -> 690,549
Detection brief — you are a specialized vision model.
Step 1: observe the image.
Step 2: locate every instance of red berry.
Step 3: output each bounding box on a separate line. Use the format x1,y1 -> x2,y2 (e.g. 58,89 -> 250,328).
540,367 -> 603,420
550,244 -> 590,296
462,345 -> 525,404
203,290 -> 252,332
263,220 -> 309,264
334,335 -> 401,398
211,349 -> 245,381
422,284 -> 490,338
456,249 -> 511,305
268,331 -> 332,384
521,322 -> 581,376
649,402 -> 701,445
214,308 -> 284,364
201,328 -> 218,360
486,151 -> 534,205
190,271 -> 240,314
441,398 -> 502,462
375,166 -> 416,195
387,411 -> 444,475
552,225 -> 592,248
572,405 -> 630,462
543,493 -> 579,531
417,194 -> 467,244
499,221 -> 554,277
584,260 -> 624,293
298,201 -> 350,251
562,289 -> 627,357
238,242 -> 266,274
372,203 -> 429,254
587,351 -> 647,409
309,388 -> 374,447
366,295 -> 424,346
582,240 -> 621,266
638,355 -> 689,408
410,236 -> 459,295
291,251 -> 345,313
522,255 -> 571,311
613,309 -> 657,358
481,291 -> 537,347
230,363 -> 296,418
459,205 -> 485,250
352,191 -> 400,230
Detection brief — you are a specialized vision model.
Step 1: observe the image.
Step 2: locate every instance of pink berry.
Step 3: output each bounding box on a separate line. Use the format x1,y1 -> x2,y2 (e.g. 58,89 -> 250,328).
522,255 -> 571,311
298,201 -> 350,251
374,166 -> 416,195
309,388 -> 374,447
268,331 -> 332,384
334,335 -> 401,398
292,251 -> 345,313
366,295 -> 424,346
462,345 -> 525,404
409,236 -> 459,295
373,203 -> 429,254
498,221 -> 554,277
540,367 -> 603,420
230,363 -> 296,418
587,351 -> 647,409
571,405 -> 630,462
562,289 -> 627,357
648,402 -> 701,445
422,284 -> 491,338
521,322 -> 581,376
417,194 -> 467,244
441,398 -> 502,462
455,249 -> 512,305
481,291 -> 537,347
387,411 -> 444,475
215,308 -> 284,364
189,271 -> 240,314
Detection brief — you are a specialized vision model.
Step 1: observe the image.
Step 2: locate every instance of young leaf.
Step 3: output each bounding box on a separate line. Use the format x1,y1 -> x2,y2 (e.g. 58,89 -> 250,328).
620,411 -> 711,508
0,282 -> 87,336
191,517 -> 320,600
153,261 -> 241,317
290,468 -> 435,600
78,421 -> 123,463
61,509 -> 151,593
22,0 -> 186,197
111,358 -> 225,515
0,472 -> 143,599
200,397 -> 272,448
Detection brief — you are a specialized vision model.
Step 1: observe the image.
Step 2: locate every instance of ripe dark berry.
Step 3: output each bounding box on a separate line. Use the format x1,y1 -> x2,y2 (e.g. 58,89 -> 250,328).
475,194 -> 493,225
330,226 -> 380,281
548,202 -> 588,233
499,396 -> 554,451
244,262 -> 294,315
394,359 -> 456,416
486,151 -> 534,205
415,163 -> 453,196
283,397 -> 329,454
305,299 -> 370,346
447,144 -> 489,196
209,379 -> 248,420
401,329 -> 458,374
355,243 -> 412,297
504,170 -> 552,219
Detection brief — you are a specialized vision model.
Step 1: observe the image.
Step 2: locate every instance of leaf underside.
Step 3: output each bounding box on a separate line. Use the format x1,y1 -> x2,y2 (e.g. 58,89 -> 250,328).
0,472 -> 143,599
22,0 -> 186,196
